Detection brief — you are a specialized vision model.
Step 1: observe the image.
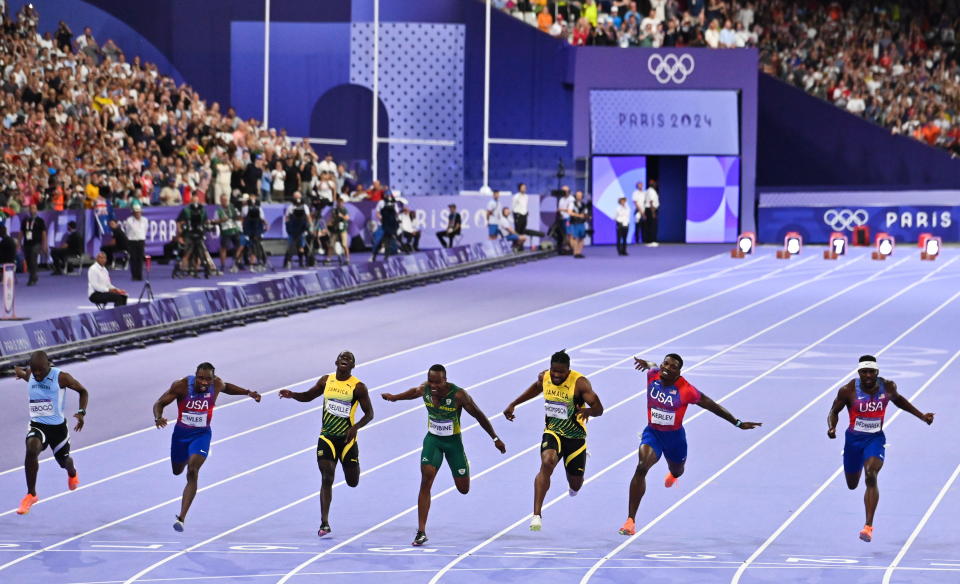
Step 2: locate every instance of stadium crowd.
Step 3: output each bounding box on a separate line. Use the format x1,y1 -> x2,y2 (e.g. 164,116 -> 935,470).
502,0 -> 960,155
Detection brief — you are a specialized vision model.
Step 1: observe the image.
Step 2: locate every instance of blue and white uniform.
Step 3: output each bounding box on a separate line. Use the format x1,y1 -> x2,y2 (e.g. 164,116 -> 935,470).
26,367 -> 72,465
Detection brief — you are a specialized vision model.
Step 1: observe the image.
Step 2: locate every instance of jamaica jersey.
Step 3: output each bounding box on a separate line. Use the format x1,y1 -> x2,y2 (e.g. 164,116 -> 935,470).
542,369 -> 586,439
423,383 -> 463,436
321,373 -> 361,437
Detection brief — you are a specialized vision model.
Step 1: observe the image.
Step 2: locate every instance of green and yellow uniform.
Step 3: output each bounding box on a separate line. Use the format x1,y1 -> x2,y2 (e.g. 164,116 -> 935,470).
316,373 -> 361,465
420,383 -> 470,477
541,369 -> 588,476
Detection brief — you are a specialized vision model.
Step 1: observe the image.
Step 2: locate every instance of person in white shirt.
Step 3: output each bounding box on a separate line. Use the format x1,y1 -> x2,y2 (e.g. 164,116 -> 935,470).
499,207 -> 527,251
318,153 -> 338,177
511,183 -> 529,235
642,179 -> 660,247
615,196 -> 630,256
556,188 -> 575,254
123,204 -> 149,280
486,190 -> 501,240
399,209 -> 421,252
631,181 -> 645,244
88,252 -> 127,307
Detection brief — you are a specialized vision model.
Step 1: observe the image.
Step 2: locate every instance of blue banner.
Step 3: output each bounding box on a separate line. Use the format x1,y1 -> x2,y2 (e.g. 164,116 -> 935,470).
758,206 -> 957,244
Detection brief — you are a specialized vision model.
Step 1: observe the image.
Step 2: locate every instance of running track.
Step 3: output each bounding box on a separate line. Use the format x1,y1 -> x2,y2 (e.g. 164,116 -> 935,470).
1,245 -> 958,584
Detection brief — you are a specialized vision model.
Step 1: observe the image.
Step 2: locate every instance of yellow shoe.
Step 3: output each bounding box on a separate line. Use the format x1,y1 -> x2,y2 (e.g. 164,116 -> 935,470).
618,518 -> 636,536
16,494 -> 38,515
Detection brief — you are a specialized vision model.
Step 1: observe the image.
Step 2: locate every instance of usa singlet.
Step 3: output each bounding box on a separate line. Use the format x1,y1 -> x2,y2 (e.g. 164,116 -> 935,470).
176,376 -> 215,429
847,379 -> 889,434
646,368 -> 701,431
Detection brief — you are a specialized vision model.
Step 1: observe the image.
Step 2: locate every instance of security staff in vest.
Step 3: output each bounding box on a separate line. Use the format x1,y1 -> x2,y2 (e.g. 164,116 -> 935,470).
177,199 -> 211,274
13,351 -> 91,515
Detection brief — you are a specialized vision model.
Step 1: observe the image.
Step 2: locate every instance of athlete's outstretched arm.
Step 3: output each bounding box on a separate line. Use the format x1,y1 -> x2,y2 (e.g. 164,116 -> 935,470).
888,380 -> 935,425
460,390 -> 506,453
279,375 -> 327,402
346,383 -> 375,443
153,379 -> 187,429
827,383 -> 852,439
503,374 -> 544,420
222,379 -> 262,402
58,371 -> 89,432
697,392 -> 762,430
382,384 -> 425,402
633,357 -> 656,371
575,376 -> 603,421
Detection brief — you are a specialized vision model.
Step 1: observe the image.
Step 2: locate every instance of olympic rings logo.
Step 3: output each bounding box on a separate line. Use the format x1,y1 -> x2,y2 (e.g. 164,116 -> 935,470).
823,209 -> 869,231
647,53 -> 696,84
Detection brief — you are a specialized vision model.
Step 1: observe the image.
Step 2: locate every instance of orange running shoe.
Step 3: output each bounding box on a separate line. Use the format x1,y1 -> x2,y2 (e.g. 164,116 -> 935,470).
618,518 -> 636,536
68,474 -> 79,491
16,494 -> 38,515
859,525 -> 873,542
664,472 -> 679,488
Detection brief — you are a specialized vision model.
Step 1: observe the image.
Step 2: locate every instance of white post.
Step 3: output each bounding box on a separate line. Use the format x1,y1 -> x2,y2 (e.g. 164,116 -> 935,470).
262,0 -> 271,129
371,0 -> 380,182
482,0 -> 491,189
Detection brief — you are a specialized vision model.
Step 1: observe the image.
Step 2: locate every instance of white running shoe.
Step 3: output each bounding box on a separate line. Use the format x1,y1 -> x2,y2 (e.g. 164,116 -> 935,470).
530,515 -> 542,531
173,516 -> 184,532
568,488 -> 580,497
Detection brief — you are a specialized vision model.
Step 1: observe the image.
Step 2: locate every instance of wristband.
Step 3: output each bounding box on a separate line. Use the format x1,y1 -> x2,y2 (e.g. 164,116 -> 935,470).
734,419 -> 742,428
76,409 -> 86,415
492,436 -> 500,442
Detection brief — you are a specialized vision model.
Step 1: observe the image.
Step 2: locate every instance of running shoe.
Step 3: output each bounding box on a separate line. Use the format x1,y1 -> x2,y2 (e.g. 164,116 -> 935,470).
173,516 -> 184,532
859,525 -> 873,542
530,515 -> 542,531
412,530 -> 428,546
16,494 -> 38,515
68,474 -> 79,491
664,472 -> 679,488
618,518 -> 636,536
317,523 -> 332,537
568,487 -> 580,497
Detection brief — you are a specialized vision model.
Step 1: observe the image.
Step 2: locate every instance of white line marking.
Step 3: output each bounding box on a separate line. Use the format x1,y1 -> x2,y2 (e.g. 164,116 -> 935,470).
728,324 -> 960,584
0,252 -> 728,478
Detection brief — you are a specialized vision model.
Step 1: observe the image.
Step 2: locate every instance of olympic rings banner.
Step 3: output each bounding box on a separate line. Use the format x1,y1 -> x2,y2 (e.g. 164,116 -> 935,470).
758,205 -> 958,243
589,89 -> 740,156
0,240 -> 516,360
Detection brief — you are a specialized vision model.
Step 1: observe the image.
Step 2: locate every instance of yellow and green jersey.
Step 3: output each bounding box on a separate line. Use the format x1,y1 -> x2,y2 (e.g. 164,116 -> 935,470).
423,383 -> 463,437
542,369 -> 586,439
321,373 -> 361,437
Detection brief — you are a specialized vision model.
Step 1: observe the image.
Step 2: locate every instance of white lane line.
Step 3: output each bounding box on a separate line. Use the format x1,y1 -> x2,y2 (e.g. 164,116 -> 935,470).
882,461 -> 960,583
0,256 -> 761,514
0,255 -> 775,574
726,312 -> 960,583
271,257 -> 869,584
0,253 -> 730,478
429,257 -> 933,583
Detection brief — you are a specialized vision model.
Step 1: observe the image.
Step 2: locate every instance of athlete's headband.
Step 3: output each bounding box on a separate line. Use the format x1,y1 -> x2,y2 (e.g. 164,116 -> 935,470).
857,360 -> 879,371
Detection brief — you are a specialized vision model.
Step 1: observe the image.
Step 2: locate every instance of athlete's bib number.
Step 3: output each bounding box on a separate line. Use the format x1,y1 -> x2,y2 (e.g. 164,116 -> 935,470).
650,408 -> 676,426
326,398 -> 352,418
29,399 -> 53,418
428,419 -> 455,436
181,411 -> 208,428
854,417 -> 882,433
545,400 -> 568,420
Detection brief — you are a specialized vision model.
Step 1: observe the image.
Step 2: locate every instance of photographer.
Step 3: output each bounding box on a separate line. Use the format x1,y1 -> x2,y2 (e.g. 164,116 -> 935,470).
327,199 -> 351,265
371,192 -> 400,261
215,195 -> 244,273
177,199 -> 216,275
283,192 -> 312,268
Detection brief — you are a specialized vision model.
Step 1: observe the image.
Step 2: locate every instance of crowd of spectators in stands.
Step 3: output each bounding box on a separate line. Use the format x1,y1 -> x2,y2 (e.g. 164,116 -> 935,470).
502,0 -> 960,155
0,3 -> 399,219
